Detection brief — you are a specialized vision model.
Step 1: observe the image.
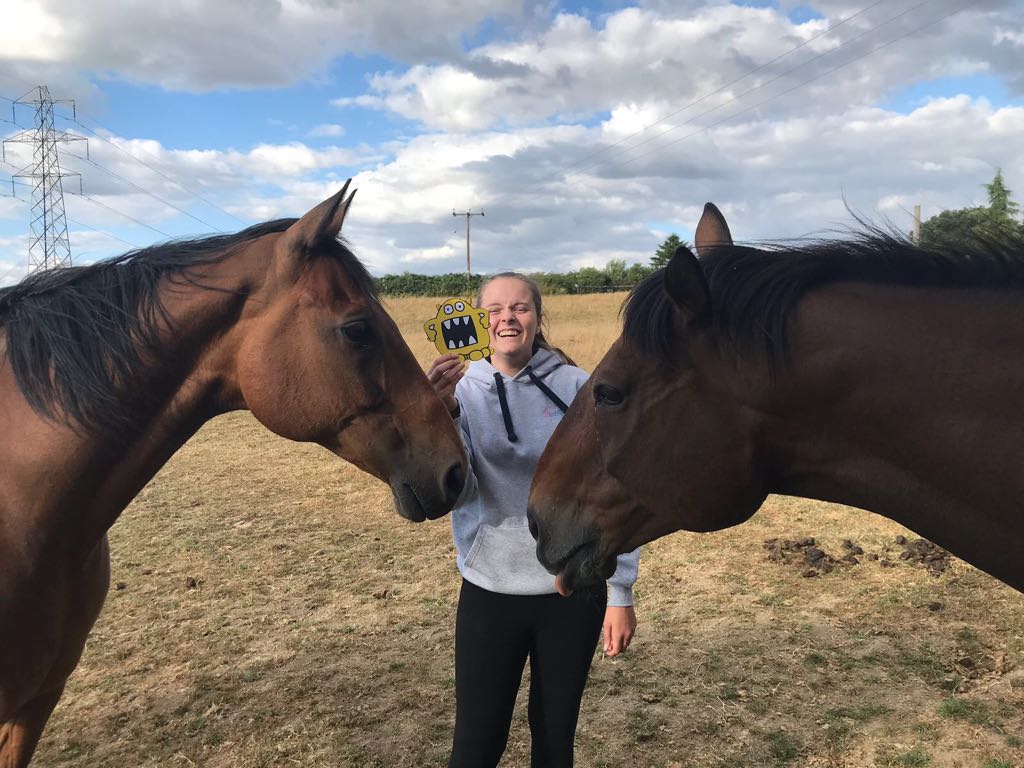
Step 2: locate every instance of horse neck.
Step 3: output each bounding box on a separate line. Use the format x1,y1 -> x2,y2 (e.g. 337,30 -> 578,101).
2,249 -> 266,561
755,282 -> 1024,587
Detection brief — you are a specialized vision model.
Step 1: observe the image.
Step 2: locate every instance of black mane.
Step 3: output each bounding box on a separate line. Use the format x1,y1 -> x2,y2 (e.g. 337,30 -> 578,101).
624,225 -> 1024,367
0,220 -> 378,438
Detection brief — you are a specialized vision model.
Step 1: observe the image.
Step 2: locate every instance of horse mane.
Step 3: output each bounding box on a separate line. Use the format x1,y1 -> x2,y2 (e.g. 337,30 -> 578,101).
0,219 -> 379,439
624,224 -> 1024,367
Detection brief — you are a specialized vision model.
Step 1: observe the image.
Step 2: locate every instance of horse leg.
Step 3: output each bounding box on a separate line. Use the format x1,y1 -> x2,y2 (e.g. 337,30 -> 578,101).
0,685 -> 65,768
0,535 -> 110,768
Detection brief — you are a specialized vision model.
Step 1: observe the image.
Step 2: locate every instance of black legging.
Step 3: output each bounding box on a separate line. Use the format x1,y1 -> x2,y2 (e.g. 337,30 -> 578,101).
449,579 -> 607,768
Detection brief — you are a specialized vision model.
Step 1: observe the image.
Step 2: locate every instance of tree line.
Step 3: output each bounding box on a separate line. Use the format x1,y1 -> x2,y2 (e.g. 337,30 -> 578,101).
377,231 -> 692,296
376,170 -> 1020,296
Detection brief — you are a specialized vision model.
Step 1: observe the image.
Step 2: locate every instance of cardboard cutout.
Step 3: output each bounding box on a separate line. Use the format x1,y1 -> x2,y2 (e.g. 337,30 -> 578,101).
424,298 -> 494,361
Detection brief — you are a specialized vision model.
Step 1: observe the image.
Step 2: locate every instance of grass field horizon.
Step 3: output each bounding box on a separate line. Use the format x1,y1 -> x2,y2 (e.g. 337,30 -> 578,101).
34,293 -> 1024,767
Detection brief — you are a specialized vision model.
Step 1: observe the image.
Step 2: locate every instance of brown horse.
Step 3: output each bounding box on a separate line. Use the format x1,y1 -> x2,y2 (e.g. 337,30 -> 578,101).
528,203 -> 1024,597
0,183 -> 466,767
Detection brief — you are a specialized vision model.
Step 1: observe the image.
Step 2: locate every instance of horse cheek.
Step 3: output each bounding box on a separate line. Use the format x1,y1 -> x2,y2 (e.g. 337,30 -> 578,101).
237,331 -> 316,441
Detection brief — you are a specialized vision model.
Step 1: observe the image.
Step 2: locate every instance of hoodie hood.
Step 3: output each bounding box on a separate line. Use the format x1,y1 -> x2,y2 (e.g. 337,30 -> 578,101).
463,348 -> 570,443
463,347 -> 564,387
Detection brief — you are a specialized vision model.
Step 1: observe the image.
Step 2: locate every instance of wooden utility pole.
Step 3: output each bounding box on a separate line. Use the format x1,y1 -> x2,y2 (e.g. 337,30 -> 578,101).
453,208 -> 484,289
912,204 -> 921,244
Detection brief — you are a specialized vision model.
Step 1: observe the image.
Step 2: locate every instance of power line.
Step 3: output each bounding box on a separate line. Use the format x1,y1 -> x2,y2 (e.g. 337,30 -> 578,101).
609,0 -> 979,174
71,192 -> 173,239
62,149 -> 224,232
6,102 -> 228,244
544,0 -> 892,185
562,0 -> 939,182
64,215 -> 140,250
57,112 -> 249,227
438,227 -> 461,252
3,156 -> 148,249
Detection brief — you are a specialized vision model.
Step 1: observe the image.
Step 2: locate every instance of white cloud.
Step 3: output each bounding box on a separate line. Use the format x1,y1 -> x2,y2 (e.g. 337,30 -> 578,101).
1,0 -> 68,62
2,2 -> 1023,282
338,2 -> 1024,134
308,124 -> 346,138
0,0 -> 532,93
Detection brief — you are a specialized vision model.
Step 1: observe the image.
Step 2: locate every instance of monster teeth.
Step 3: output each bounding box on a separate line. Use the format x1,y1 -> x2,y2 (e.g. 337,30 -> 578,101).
448,340 -> 456,349
468,335 -> 476,345
443,320 -> 451,330
463,316 -> 470,325
458,340 -> 465,348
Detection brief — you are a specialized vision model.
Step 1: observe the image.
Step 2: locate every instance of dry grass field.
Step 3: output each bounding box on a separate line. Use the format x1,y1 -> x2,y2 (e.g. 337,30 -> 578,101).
33,293 -> 1024,767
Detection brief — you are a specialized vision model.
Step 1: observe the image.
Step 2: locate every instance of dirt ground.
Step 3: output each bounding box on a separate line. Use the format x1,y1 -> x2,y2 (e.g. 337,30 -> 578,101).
33,293 -> 1024,767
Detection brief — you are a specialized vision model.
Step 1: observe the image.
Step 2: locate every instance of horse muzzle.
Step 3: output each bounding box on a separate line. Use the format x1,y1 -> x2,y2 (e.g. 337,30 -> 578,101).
527,505 -> 614,591
391,460 -> 465,523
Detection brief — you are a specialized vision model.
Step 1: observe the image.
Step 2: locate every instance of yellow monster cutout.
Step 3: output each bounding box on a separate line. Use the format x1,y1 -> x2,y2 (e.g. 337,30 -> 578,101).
424,298 -> 494,361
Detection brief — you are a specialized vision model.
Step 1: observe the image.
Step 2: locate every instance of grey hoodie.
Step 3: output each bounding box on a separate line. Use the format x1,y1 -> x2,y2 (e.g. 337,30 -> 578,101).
452,348 -> 640,606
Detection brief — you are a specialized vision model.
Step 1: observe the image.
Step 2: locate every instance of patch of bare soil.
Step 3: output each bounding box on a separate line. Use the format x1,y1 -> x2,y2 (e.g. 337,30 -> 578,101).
765,535 -> 952,578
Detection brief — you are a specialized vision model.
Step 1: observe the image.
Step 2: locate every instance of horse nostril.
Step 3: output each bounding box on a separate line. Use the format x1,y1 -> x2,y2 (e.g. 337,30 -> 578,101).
527,509 -> 539,540
443,462 -> 466,504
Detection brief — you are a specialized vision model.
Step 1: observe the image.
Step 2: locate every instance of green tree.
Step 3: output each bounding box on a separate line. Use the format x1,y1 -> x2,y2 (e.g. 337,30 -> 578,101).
920,169 -> 1024,247
651,233 -> 690,268
984,168 -> 1020,220
605,258 -> 629,287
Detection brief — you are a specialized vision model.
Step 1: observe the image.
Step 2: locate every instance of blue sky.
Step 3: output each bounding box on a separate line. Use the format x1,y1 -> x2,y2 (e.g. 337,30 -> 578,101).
1,0 -> 1022,284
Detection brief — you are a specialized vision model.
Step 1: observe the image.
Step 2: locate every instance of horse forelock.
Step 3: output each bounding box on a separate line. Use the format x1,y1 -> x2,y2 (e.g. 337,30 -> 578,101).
311,235 -> 381,306
622,269 -> 680,364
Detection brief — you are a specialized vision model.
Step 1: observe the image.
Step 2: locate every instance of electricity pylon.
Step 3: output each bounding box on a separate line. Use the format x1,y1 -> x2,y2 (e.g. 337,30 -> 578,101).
3,85 -> 87,272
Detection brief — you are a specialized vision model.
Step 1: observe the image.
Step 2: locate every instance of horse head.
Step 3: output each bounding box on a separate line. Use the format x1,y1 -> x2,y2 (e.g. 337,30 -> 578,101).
234,184 -> 466,521
527,204 -> 768,591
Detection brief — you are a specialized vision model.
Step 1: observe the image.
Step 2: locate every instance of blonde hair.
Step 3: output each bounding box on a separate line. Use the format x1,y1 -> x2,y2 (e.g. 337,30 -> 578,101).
477,272 -> 576,366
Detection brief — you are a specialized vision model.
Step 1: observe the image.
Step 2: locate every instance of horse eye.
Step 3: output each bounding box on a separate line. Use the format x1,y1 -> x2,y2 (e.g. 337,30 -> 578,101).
594,383 -> 624,407
339,320 -> 372,348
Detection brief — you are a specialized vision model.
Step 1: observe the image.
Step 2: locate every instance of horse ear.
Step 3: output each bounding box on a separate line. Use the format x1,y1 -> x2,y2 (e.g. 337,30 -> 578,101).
694,203 -> 732,259
664,244 -> 711,324
281,180 -> 356,254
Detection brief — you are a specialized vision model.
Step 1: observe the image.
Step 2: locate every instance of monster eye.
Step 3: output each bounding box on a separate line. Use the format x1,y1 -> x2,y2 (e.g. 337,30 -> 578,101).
455,301 -> 465,312
593,383 -> 624,407
444,304 -> 454,315
339,319 -> 373,348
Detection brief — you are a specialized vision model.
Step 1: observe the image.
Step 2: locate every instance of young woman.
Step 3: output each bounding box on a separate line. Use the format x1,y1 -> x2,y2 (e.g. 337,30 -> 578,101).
427,273 -> 640,768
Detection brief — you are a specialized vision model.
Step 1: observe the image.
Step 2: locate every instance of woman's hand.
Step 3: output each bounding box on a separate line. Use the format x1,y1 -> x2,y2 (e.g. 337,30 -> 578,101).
427,354 -> 466,415
602,605 -> 637,657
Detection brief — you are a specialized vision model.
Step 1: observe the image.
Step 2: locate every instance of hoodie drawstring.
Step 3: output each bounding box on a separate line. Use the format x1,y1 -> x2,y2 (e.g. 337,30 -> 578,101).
494,372 -> 518,442
493,365 -> 570,443
525,366 -> 569,413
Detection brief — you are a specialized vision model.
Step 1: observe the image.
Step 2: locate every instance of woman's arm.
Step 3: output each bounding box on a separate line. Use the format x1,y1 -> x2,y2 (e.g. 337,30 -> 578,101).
603,548 -> 641,657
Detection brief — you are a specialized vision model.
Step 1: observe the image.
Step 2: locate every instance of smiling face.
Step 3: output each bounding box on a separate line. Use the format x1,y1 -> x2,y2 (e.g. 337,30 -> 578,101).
480,276 -> 539,373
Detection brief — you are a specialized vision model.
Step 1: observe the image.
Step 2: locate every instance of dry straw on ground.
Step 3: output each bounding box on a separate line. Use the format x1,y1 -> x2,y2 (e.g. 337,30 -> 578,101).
35,294 -> 1024,767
